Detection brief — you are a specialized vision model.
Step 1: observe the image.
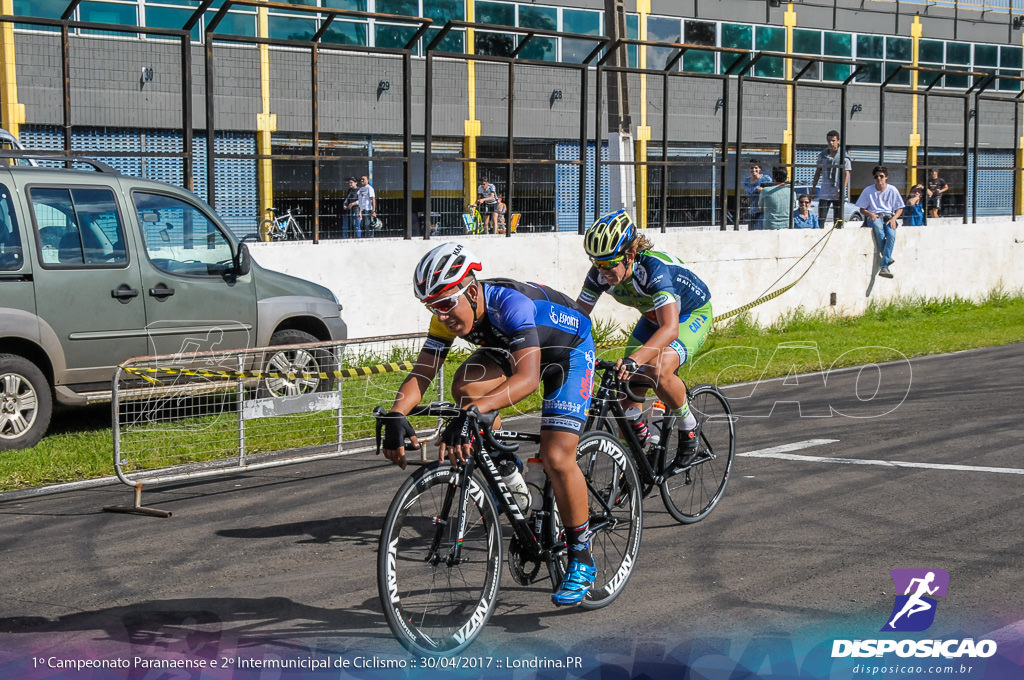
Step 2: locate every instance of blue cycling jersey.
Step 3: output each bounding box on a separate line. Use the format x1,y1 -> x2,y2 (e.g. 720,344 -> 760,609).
423,278 -> 595,433
424,278 -> 592,363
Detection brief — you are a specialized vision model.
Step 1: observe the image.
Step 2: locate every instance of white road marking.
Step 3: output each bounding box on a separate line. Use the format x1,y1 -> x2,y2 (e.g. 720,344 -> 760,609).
740,440 -> 1024,475
739,439 -> 840,455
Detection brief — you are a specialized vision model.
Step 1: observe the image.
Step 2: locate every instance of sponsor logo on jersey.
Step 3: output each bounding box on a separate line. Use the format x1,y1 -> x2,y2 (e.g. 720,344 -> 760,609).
548,307 -> 580,332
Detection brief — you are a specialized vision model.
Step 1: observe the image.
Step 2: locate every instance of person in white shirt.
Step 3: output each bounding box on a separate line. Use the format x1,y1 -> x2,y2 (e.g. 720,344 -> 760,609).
856,166 -> 905,279
357,175 -> 377,238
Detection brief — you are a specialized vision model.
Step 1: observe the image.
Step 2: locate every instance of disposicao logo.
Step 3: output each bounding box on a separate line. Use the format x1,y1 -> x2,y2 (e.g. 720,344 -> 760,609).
882,568 -> 949,632
831,568 -> 998,660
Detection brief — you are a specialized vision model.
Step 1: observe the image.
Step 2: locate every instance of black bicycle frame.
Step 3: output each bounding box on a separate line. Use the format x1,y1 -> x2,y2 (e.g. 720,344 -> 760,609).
584,365 -> 677,485
437,431 -> 554,567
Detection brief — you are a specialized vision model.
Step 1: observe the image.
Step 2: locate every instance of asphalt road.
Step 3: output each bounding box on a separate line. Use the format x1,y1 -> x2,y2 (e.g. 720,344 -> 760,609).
1,343 -> 1022,678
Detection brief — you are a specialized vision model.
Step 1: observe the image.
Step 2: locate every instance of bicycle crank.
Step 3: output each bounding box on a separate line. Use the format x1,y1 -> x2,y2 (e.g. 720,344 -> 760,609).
507,536 -> 543,585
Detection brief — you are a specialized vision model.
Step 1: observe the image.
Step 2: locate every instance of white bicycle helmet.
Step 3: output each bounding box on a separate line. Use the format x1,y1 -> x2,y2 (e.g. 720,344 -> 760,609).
413,242 -> 482,302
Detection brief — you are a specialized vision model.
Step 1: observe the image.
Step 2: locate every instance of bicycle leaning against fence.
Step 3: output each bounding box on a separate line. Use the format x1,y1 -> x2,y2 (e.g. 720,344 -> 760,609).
373,402 -> 643,656
585,359 -> 736,524
258,207 -> 305,241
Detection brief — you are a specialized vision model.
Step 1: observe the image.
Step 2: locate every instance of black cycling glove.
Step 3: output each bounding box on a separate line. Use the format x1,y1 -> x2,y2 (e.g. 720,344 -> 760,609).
381,412 -> 418,450
441,407 -> 480,449
619,357 -> 640,377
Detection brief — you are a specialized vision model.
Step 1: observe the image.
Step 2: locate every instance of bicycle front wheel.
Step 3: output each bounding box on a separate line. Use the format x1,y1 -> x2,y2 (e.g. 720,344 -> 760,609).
660,384 -> 736,524
377,463 -> 503,656
549,431 -> 643,610
257,219 -> 276,242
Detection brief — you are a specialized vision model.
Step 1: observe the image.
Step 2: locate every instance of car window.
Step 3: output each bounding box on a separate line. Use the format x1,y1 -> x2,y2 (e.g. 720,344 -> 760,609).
29,186 -> 127,268
134,191 -> 234,276
0,184 -> 24,271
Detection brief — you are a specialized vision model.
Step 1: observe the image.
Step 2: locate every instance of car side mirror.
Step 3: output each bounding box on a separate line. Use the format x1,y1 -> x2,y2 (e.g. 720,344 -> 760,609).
234,242 -> 251,276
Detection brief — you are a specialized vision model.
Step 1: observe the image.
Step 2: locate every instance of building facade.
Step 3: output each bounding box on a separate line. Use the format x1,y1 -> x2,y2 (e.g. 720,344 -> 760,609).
1,0 -> 1021,236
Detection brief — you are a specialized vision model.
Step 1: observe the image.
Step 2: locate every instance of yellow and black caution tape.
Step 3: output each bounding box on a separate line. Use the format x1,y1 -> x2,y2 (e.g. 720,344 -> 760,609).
712,221 -> 840,324
123,360 -> 415,386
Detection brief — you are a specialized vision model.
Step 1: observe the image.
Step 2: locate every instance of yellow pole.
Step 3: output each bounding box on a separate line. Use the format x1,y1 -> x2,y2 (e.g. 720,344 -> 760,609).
256,7 -> 277,217
0,0 -> 26,138
780,4 -> 796,169
907,16 -> 922,191
464,1 -> 480,210
636,0 -> 651,229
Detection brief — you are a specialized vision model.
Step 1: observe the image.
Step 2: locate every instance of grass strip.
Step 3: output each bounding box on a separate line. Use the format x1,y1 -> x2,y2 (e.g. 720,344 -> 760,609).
2,291 -> 1022,492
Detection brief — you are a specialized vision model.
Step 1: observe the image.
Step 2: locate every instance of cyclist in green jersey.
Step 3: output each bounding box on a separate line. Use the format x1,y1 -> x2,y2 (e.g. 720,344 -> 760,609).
576,209 -> 713,468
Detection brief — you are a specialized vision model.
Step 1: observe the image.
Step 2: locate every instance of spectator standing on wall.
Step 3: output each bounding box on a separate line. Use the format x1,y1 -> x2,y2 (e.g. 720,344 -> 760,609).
759,166 -> 795,230
926,169 -> 948,219
743,161 -> 773,231
793,194 -> 821,229
476,175 -> 499,234
904,184 -> 925,226
810,130 -> 852,227
342,177 -> 361,239
856,165 -> 905,279
357,175 -> 377,238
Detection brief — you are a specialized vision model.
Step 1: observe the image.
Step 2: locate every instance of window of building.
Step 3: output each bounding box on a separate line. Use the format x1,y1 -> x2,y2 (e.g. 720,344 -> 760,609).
561,8 -> 601,64
999,45 -> 1023,91
680,19 -> 715,73
884,36 -> 911,85
476,1 -> 515,56
269,15 -> 317,41
12,0 -> 67,21
205,9 -> 256,37
143,6 -> 200,40
919,40 -> 944,64
376,0 -> 418,15
793,28 -> 822,80
321,20 -> 368,46
647,16 -> 681,71
755,25 -> 784,78
323,0 -> 368,9
518,5 -> 558,62
79,1 -> 139,34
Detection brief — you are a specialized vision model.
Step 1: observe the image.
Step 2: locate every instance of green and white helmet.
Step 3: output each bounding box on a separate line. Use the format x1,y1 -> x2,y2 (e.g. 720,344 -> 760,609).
584,209 -> 636,262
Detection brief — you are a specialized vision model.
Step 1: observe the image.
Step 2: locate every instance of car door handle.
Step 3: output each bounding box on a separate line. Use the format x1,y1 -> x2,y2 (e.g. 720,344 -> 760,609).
111,284 -> 140,303
148,283 -> 175,301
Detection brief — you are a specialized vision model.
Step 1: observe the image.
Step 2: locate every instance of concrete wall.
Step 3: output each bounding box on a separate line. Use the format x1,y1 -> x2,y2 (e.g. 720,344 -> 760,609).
248,219 -> 1024,340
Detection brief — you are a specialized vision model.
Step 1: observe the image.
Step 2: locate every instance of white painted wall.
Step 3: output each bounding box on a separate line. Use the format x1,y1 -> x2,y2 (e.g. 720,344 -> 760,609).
249,219 -> 1024,340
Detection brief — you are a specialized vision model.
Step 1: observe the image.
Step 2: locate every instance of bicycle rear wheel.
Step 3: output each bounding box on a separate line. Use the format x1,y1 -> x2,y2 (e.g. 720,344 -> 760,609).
377,463 -> 502,655
549,431 -> 643,610
659,384 -> 736,524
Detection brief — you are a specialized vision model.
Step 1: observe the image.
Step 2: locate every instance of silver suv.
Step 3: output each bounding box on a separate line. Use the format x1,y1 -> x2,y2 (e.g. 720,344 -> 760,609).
0,160 -> 346,450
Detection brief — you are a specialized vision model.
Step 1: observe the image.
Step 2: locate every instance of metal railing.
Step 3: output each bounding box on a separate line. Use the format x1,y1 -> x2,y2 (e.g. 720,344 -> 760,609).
108,333 -> 443,516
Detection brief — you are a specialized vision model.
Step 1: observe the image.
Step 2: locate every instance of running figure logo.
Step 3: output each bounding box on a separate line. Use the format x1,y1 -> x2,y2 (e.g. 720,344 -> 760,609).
882,568 -> 949,632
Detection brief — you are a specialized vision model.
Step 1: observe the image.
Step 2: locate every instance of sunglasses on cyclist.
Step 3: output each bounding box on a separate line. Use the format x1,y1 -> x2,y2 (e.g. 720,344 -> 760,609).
425,288 -> 465,316
591,256 -> 626,270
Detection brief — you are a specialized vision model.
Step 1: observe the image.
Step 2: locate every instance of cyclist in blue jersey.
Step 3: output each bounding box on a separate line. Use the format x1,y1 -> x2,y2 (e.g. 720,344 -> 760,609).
576,209 -> 712,469
381,242 -> 599,606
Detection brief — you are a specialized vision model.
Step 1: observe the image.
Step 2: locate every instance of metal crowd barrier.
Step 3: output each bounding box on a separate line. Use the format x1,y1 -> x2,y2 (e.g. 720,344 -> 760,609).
107,333 -> 446,517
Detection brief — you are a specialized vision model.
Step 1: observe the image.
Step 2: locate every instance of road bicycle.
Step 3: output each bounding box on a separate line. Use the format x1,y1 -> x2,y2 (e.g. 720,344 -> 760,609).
373,402 -> 642,656
584,359 -> 736,524
258,207 -> 305,241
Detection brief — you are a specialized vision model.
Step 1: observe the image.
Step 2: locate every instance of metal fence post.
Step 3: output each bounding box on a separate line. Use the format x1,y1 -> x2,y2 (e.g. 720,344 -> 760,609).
336,344 -> 344,452
238,354 -> 246,464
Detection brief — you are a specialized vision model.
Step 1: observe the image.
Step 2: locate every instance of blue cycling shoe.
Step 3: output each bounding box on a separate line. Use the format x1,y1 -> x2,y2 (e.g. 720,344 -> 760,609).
552,559 -> 597,606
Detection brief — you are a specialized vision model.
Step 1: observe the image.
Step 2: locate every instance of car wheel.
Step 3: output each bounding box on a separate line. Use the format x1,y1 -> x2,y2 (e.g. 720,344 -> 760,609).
259,329 -> 336,397
0,354 -> 53,451
847,211 -> 863,223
